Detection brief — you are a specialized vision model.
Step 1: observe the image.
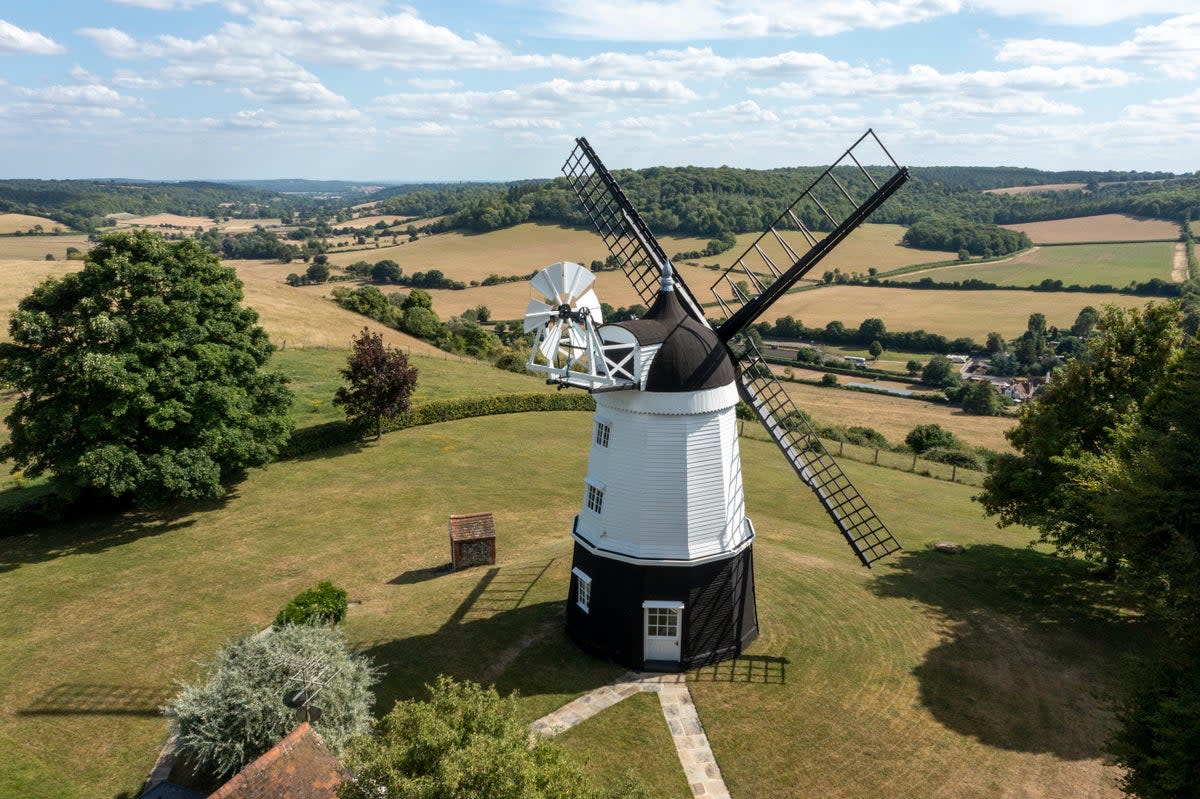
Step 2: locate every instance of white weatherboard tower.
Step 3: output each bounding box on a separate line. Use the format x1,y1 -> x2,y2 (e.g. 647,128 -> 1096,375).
527,133 -> 909,671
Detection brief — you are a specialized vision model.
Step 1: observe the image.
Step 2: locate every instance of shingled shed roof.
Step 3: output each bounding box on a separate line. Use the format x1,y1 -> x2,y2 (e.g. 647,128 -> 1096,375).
448,512 -> 495,542
207,723 -> 346,799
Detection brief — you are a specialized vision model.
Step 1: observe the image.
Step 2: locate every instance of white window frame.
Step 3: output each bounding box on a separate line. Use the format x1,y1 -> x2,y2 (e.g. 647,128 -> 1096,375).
585,480 -> 605,515
594,418 -> 611,448
572,567 -> 592,613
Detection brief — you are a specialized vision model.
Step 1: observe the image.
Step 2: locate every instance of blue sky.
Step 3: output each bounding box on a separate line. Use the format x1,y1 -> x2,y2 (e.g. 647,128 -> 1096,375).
1,1 -> 1198,181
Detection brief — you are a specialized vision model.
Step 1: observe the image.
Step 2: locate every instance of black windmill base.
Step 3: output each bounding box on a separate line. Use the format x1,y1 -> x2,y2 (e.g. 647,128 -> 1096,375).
566,541 -> 758,672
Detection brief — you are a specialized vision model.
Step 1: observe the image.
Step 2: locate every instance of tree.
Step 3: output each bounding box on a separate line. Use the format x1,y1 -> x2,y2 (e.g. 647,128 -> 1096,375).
371,259 -> 402,284
166,625 -> 375,782
0,230 -> 292,506
306,262 -> 331,283
985,331 -> 1006,354
338,676 -> 646,799
1072,305 -> 1100,337
905,423 -> 960,453
920,354 -> 959,387
961,379 -> 1005,415
977,303 -> 1183,571
905,359 -> 922,375
334,328 -> 419,438
868,340 -> 884,359
858,317 -> 886,342
820,373 -> 838,386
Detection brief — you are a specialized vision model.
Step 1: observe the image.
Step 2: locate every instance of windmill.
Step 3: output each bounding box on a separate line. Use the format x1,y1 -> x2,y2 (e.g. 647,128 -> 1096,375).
525,130 -> 909,671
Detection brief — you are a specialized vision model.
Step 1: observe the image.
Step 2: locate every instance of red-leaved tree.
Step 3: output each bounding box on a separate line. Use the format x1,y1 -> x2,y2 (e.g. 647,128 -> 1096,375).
334,328 -> 419,439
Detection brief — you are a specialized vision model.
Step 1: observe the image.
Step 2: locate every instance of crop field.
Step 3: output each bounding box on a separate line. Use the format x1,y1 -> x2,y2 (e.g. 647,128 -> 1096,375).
115,214 -> 285,232
0,407 -> 1139,799
894,241 -> 1175,288
761,285 -> 1154,341
775,377 -> 1014,451
0,259 -> 81,340
0,234 -> 93,261
0,214 -> 68,234
1001,214 -> 1178,244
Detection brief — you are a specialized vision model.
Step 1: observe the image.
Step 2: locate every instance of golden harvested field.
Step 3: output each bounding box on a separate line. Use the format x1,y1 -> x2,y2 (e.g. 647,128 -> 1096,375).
984,183 -> 1086,195
116,215 -> 285,233
762,285 -> 1154,341
332,222 -> 943,288
343,214 -> 411,229
232,261 -> 457,356
777,378 -> 1016,451
895,242 -> 1174,288
716,223 -> 944,276
1002,214 -> 1179,243
0,234 -> 92,261
0,214 -> 66,234
0,260 -> 80,340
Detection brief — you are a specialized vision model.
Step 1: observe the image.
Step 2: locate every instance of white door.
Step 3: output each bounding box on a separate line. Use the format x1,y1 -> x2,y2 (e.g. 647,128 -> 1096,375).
644,605 -> 682,662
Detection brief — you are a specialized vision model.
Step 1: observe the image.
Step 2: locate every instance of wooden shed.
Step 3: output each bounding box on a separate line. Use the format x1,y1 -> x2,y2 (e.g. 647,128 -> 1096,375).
448,512 -> 496,571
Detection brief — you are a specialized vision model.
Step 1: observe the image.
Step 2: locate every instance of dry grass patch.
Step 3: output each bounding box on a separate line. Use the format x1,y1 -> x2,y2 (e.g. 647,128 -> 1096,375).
0,214 -> 67,234
1002,214 -> 1179,243
232,260 -> 453,355
0,260 -> 81,342
763,285 -> 1154,340
342,214 -> 411,229
984,183 -> 1086,195
116,213 -> 214,229
0,234 -> 93,261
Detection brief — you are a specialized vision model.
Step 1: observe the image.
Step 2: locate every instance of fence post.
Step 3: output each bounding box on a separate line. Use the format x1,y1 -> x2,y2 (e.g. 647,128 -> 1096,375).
911,453 -> 918,471
951,464 -> 958,482
873,448 -> 879,464
839,440 -> 844,456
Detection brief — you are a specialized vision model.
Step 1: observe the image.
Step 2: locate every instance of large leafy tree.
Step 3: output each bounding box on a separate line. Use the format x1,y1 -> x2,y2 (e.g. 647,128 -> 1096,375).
0,229 -> 292,506
334,328 -> 418,438
977,302 -> 1182,570
1067,337 -> 1200,799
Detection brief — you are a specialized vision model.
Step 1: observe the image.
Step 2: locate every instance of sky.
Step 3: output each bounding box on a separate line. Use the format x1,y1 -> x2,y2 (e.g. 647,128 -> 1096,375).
1,1 -> 1199,182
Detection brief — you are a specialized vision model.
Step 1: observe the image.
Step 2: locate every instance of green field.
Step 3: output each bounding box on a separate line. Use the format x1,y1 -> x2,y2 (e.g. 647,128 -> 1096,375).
893,242 -> 1175,288
0,409 -> 1139,798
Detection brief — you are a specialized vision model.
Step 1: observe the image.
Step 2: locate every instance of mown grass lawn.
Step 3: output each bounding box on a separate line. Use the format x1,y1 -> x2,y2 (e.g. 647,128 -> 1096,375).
0,410 -> 1143,799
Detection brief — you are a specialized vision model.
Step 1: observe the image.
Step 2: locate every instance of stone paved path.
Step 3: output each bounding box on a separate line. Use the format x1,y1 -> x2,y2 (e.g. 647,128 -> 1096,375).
529,672 -> 731,799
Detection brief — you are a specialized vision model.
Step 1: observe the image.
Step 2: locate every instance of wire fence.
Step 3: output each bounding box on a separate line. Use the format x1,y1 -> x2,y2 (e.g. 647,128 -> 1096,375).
738,424 -> 987,487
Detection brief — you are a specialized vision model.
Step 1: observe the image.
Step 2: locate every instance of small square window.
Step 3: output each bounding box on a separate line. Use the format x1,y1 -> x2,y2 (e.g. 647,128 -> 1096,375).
586,484 -> 604,514
594,421 -> 610,448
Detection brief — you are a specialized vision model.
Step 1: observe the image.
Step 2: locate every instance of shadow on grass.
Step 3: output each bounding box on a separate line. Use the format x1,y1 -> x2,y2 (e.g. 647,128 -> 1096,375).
871,543 -> 1152,760
389,563 -> 453,585
689,655 -> 788,685
18,683 -> 172,717
360,559 -> 622,716
0,491 -> 234,574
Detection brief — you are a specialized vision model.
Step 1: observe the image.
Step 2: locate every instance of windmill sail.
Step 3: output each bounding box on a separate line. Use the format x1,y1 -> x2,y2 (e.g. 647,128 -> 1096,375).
732,335 -> 901,567
563,131 -> 906,568
712,129 -> 908,340
562,139 -> 708,323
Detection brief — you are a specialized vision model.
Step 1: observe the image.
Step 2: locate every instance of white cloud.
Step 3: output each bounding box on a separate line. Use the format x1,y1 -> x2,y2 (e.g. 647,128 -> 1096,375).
967,0 -> 1200,26
78,27 -> 140,59
998,13 -> 1200,79
409,78 -> 461,90
0,19 -> 65,55
692,100 -> 779,123
112,0 -> 218,7
546,0 -> 961,40
752,63 -> 1132,100
488,118 -> 564,130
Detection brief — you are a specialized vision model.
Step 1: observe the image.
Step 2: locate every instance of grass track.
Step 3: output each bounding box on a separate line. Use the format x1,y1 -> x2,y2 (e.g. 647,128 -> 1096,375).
0,412 -> 1140,798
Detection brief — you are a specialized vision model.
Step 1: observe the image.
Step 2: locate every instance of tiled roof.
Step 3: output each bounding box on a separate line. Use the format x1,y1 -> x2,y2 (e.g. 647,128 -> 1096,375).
208,723 -> 347,799
448,512 -> 495,541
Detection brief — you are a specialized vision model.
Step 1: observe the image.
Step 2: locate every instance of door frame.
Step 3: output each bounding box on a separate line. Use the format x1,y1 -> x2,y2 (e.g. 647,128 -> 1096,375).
642,600 -> 684,663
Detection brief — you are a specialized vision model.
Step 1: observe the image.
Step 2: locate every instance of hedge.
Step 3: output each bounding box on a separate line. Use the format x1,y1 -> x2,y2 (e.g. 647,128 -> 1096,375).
280,392 -> 596,458
4,392 -> 598,533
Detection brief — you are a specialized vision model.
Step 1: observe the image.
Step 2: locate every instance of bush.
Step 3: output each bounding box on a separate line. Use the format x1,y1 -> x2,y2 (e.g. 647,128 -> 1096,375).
165,625 -> 375,781
820,373 -> 838,386
921,446 -> 983,470
905,423 -> 960,453
275,581 -> 349,627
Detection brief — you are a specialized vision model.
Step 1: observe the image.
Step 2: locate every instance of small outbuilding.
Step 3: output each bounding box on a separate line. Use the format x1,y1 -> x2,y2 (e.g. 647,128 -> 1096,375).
448,512 -> 497,571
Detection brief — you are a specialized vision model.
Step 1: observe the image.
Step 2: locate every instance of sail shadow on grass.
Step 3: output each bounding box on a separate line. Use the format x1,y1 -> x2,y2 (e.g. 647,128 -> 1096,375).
870,543 -> 1154,760
0,489 -> 236,574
